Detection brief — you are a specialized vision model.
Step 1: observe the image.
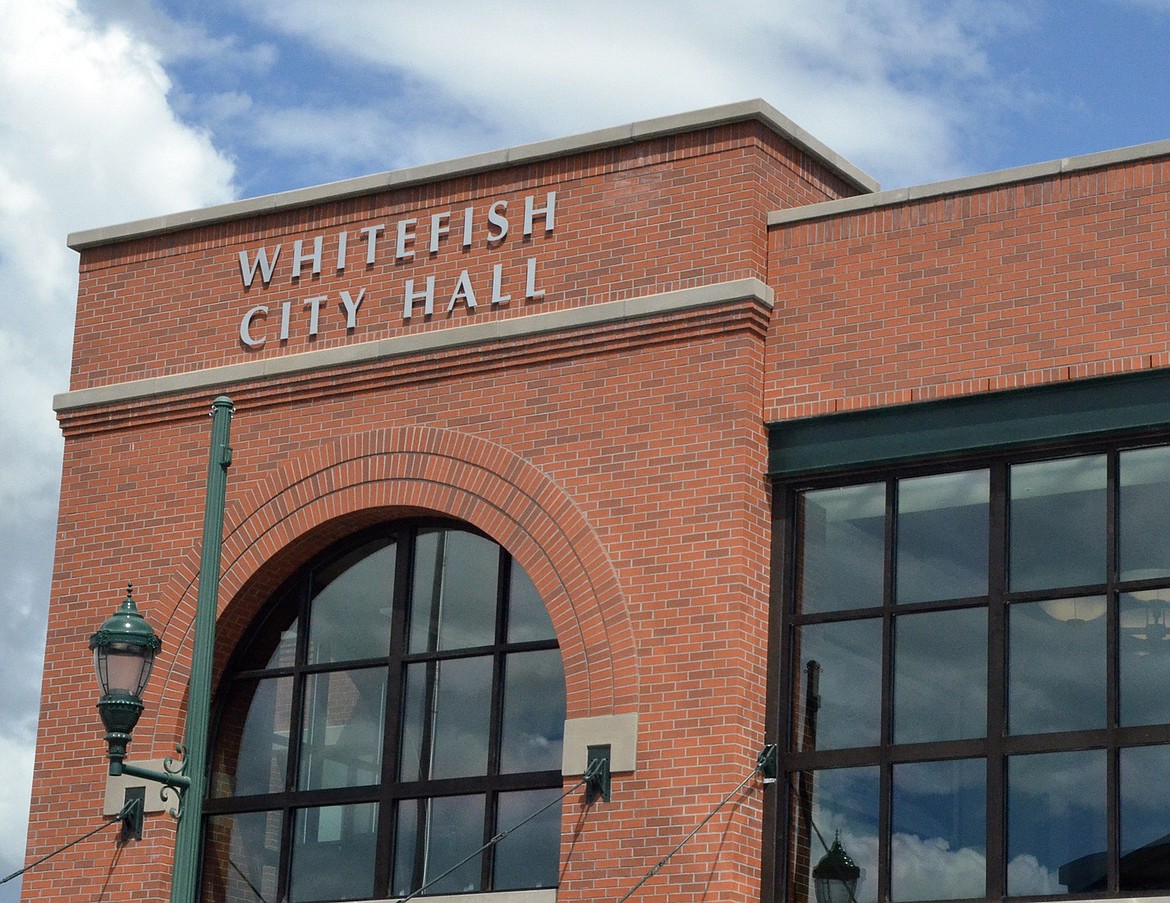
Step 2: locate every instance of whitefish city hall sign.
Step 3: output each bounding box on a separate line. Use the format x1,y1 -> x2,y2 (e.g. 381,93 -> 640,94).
236,191 -> 557,347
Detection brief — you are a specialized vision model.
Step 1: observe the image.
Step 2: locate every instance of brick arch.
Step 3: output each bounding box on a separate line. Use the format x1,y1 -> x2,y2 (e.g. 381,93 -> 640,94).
148,426 -> 638,744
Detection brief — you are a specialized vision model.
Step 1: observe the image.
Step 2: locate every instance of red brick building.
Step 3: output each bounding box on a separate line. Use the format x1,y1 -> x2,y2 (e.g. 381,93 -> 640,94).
27,100 -> 1170,902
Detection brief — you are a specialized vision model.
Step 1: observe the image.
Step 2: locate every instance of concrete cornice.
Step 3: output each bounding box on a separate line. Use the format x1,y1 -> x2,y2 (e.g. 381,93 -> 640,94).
68,100 -> 878,251
768,137 -> 1170,227
54,277 -> 774,412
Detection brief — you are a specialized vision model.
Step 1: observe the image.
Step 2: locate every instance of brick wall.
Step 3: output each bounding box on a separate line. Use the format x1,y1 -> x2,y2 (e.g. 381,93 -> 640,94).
29,118 -> 854,902
767,157 -> 1170,422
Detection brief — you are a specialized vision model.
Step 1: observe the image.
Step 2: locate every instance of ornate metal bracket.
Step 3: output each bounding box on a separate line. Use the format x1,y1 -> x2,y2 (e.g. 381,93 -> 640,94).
110,745 -> 192,821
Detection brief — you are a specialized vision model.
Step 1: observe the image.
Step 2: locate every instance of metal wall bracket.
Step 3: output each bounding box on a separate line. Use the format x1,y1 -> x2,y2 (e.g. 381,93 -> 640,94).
585,744 -> 612,804
119,787 -> 145,843
757,744 -> 778,783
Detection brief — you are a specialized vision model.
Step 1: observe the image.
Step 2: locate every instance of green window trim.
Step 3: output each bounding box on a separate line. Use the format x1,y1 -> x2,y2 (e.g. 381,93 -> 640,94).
768,368 -> 1170,478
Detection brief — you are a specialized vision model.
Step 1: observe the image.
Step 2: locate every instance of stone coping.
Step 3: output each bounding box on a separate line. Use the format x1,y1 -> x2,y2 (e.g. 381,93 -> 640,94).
68,99 -> 877,250
768,137 -> 1170,226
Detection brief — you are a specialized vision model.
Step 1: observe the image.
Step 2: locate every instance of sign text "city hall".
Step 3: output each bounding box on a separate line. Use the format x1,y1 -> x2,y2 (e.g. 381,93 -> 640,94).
237,192 -> 556,347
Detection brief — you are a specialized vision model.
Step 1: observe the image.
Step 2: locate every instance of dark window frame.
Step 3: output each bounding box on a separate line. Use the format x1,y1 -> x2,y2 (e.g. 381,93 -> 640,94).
202,518 -> 564,902
768,428 -> 1170,903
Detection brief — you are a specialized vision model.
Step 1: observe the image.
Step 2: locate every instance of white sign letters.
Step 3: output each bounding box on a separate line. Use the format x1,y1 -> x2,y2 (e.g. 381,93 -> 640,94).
236,192 -> 556,348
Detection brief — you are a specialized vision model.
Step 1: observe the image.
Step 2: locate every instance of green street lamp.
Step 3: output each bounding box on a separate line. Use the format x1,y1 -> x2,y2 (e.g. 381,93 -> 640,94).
87,395 -> 234,903
813,832 -> 861,903
89,585 -> 162,769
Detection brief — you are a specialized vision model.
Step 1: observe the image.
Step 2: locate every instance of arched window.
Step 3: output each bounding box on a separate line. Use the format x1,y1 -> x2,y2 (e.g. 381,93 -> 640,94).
202,522 -> 566,902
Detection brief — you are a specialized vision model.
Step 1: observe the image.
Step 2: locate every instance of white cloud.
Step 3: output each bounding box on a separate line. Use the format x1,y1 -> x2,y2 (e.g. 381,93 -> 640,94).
1007,853 -> 1063,896
0,0 -> 236,894
0,733 -> 35,883
233,0 -> 1030,187
890,833 -> 986,901
807,823 -> 1062,902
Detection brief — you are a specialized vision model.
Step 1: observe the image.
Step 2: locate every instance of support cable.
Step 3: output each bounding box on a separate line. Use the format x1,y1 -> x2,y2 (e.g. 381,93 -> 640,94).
0,798 -> 139,887
398,760 -> 605,903
615,758 -> 764,903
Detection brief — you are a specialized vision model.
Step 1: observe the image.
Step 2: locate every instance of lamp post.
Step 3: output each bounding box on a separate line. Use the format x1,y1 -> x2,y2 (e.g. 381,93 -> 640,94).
813,832 -> 861,903
88,396 -> 233,903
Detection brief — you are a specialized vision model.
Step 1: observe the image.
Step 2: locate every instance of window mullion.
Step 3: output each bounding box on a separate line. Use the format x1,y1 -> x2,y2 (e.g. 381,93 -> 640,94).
483,548 -> 511,889
985,461 -> 1009,901
877,479 -> 896,903
1106,449 -> 1120,893
375,524 -> 412,897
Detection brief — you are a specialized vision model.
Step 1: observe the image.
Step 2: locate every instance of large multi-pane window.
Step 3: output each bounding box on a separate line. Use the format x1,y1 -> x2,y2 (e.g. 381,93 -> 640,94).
202,522 -> 566,902
779,440 -> 1170,902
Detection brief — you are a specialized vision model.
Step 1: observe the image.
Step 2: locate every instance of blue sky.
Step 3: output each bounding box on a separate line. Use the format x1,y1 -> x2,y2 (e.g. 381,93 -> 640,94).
3,0 -> 1170,898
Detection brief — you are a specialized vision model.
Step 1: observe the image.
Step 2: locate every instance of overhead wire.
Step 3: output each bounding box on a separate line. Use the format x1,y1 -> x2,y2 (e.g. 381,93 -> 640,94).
0,797 -> 140,887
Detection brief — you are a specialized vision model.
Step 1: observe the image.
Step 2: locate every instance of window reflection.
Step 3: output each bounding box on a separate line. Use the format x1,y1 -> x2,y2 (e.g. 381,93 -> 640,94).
210,676 -> 291,798
501,649 -> 566,773
289,803 -> 378,902
394,795 -> 486,896
1120,745 -> 1170,890
1010,455 -> 1106,592
1120,591 -> 1170,726
494,789 -> 563,890
508,565 -> 556,642
1120,446 -> 1170,581
400,657 -> 493,781
894,609 -> 986,743
1008,750 -> 1106,895
892,759 -> 986,901
307,539 -> 395,664
205,523 -> 564,901
896,470 -> 989,604
796,619 -> 882,750
798,483 -> 885,614
787,444 -> 1170,903
787,767 -> 879,903
1009,598 -> 1105,734
203,811 -> 281,903
298,668 -> 386,791
410,529 -> 499,652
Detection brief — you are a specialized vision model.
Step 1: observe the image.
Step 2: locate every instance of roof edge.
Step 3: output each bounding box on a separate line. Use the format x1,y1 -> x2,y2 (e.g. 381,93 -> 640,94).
68,100 -> 878,251
768,137 -> 1170,227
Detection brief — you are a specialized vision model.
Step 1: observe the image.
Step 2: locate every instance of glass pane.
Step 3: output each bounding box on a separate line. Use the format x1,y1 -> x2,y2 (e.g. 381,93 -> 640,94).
896,470 -> 989,604
1009,598 -> 1106,734
289,803 -> 378,902
1120,445 -> 1170,581
264,619 -> 299,670
393,799 -> 420,898
236,585 -> 299,671
501,649 -> 566,773
211,676 -> 292,798
307,538 -> 395,664
787,767 -> 879,903
794,619 -> 882,751
797,483 -> 885,614
1009,455 -> 1106,592
298,668 -> 386,791
507,562 -> 556,642
400,656 -> 493,780
201,811 -> 282,903
410,529 -> 499,652
892,759 -> 986,901
395,795 -> 486,895
1007,750 -> 1106,895
894,609 -> 986,743
494,788 -> 563,890
1120,590 -> 1170,725
1120,745 -> 1170,891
